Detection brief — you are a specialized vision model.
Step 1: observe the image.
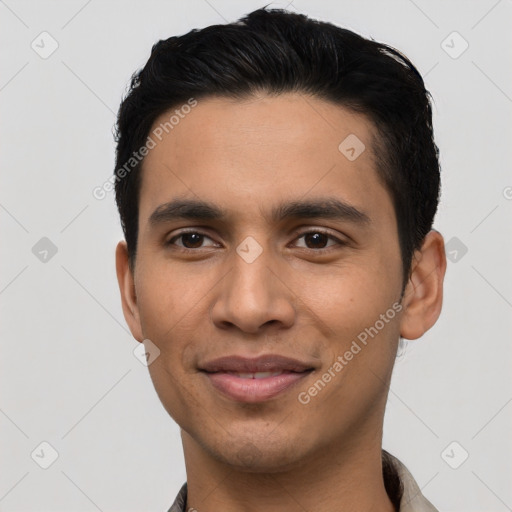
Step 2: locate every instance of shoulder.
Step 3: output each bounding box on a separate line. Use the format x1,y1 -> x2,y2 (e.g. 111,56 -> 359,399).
383,451 -> 439,512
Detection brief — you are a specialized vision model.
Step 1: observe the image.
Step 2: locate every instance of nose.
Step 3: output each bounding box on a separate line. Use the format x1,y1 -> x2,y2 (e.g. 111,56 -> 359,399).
210,249 -> 296,334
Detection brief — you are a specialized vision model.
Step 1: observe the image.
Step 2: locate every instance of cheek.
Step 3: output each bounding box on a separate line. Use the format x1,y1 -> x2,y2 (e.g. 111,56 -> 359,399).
298,269 -> 401,423
300,255 -> 398,315
293,256 -> 402,358
135,261 -> 211,339
136,271 -> 206,423
134,261 -> 221,395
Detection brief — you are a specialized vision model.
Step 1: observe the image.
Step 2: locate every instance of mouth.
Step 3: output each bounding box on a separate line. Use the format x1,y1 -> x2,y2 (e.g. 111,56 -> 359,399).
199,354 -> 316,403
217,370 -> 296,379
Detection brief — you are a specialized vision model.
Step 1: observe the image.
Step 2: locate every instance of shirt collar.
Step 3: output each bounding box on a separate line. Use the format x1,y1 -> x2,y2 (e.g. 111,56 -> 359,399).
167,451 -> 438,512
384,452 -> 439,512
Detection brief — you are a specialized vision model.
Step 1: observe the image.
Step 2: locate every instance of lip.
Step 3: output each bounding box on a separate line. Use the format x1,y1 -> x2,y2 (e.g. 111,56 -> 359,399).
202,370 -> 313,403
199,354 -> 316,403
199,354 -> 315,373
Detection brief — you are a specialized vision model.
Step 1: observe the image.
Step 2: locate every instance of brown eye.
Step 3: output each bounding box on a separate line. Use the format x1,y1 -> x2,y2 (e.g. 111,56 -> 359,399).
180,233 -> 204,248
303,232 -> 329,249
294,230 -> 342,250
167,231 -> 217,249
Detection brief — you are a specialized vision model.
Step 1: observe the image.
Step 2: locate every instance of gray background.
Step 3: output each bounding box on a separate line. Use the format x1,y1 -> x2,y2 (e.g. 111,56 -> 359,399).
1,0 -> 511,510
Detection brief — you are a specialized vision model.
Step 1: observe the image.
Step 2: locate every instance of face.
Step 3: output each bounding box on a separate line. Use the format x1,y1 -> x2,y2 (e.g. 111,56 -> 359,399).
116,93 -> 441,472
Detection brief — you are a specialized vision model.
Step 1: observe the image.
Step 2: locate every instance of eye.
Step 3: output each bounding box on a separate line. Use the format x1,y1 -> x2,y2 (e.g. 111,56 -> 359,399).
167,231 -> 219,250
293,230 -> 345,250
166,229 -> 345,252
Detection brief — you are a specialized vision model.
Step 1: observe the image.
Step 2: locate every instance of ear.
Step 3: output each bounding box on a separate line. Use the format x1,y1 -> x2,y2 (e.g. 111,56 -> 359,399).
115,240 -> 144,342
399,230 -> 447,340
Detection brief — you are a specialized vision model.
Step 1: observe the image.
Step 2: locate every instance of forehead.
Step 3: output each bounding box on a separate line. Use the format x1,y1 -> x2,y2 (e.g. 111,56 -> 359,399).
138,93 -> 394,229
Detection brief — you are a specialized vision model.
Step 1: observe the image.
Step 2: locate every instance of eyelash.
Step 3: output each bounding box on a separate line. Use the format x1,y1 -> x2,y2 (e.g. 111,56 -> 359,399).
166,228 -> 346,253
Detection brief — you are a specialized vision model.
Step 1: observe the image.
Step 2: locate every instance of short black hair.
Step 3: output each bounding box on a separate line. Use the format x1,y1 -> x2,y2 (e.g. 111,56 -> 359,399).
114,7 -> 441,293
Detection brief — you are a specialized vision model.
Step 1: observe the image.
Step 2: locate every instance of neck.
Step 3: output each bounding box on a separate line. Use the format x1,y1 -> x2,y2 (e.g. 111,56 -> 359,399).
181,429 -> 395,512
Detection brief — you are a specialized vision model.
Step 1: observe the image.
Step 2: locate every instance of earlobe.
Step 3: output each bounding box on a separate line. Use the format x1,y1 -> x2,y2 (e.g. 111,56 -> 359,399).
115,240 -> 144,342
399,230 -> 447,340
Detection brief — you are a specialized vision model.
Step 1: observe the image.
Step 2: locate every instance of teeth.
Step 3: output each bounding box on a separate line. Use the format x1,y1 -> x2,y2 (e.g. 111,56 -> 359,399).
232,371 -> 284,379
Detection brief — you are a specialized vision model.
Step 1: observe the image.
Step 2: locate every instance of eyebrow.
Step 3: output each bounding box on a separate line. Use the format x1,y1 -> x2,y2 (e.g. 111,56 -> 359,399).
148,197 -> 371,227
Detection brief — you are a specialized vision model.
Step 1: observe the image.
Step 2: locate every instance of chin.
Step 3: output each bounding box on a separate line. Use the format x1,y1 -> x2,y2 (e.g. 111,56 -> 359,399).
208,436 -> 309,474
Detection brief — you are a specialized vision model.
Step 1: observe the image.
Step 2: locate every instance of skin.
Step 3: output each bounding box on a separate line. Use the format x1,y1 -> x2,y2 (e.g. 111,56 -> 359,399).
116,93 -> 447,512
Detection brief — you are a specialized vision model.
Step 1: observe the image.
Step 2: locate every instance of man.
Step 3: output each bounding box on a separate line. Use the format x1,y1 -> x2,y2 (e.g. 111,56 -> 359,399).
114,7 -> 446,511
